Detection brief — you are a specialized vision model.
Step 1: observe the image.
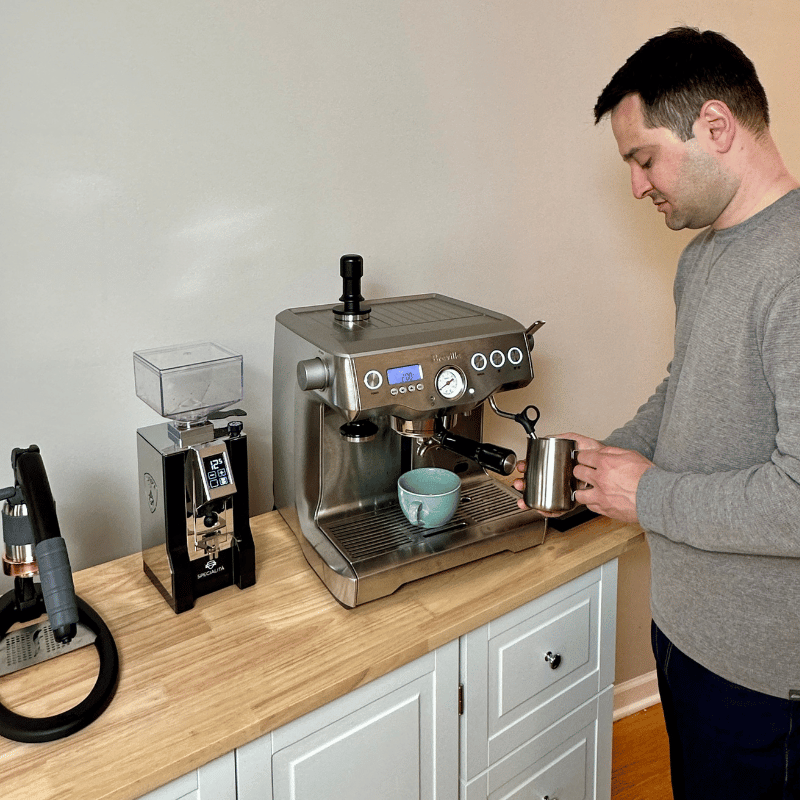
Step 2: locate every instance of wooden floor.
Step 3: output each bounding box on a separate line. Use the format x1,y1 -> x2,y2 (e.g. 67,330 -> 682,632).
611,704 -> 673,799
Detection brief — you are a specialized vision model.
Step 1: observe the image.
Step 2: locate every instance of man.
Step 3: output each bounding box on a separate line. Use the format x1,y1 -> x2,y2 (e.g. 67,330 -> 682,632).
516,27 -> 800,797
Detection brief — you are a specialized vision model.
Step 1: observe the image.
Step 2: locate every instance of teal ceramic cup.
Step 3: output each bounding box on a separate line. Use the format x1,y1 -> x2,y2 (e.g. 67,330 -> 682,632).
397,468 -> 461,529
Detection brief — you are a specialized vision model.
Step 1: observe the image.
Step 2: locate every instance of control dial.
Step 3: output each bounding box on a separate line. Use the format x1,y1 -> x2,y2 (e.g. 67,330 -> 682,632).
435,367 -> 467,401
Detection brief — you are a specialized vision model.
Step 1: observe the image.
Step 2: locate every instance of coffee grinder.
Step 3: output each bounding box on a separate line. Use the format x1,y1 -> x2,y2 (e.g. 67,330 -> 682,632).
134,342 -> 255,613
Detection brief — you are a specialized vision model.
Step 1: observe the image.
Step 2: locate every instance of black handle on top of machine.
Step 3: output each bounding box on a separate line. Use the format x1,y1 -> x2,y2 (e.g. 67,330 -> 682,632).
334,253 -> 371,317
438,431 -> 517,476
11,446 -> 79,644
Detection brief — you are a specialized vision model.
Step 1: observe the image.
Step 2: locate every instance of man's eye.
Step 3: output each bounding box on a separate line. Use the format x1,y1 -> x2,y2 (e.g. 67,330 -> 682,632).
641,159 -> 653,169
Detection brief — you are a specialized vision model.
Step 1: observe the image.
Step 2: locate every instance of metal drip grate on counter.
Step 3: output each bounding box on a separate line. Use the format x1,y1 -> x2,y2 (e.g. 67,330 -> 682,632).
322,480 -> 527,565
0,619 -> 96,677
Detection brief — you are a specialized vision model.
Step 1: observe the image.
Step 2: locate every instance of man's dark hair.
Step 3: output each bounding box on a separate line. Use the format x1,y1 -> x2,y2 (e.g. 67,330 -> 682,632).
594,26 -> 769,140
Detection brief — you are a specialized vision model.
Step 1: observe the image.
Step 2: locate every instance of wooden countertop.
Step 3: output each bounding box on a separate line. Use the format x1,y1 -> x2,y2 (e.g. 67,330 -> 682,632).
0,511 -> 643,800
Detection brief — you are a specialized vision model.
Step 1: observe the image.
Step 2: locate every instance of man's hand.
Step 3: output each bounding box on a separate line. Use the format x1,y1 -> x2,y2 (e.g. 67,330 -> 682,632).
574,446 -> 654,525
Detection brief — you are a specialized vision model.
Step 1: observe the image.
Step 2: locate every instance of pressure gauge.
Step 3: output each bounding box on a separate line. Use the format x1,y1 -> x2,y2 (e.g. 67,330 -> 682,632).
435,367 -> 467,401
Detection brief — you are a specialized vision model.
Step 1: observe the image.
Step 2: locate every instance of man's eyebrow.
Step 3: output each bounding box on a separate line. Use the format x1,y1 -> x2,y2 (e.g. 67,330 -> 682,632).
622,147 -> 642,162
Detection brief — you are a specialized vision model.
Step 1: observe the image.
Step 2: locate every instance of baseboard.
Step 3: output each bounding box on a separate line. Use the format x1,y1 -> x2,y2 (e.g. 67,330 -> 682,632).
613,670 -> 660,721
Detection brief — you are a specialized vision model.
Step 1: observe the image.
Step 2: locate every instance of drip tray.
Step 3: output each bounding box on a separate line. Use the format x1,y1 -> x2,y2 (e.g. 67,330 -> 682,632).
0,619 -> 96,677
322,479 -> 538,568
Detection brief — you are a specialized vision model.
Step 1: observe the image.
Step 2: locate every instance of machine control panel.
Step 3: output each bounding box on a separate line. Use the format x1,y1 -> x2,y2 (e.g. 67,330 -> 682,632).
351,335 -> 532,412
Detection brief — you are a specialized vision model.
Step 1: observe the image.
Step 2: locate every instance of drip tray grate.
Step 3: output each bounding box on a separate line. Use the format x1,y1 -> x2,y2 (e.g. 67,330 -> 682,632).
1,619 -> 97,677
322,480 -> 527,564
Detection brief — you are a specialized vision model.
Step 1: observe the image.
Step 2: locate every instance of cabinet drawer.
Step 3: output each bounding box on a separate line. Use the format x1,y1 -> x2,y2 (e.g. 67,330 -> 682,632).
462,686 -> 613,800
461,561 -> 617,778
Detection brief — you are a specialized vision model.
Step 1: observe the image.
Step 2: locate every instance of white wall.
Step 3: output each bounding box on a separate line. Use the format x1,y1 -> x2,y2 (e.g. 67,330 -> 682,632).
2,1 -> 799,683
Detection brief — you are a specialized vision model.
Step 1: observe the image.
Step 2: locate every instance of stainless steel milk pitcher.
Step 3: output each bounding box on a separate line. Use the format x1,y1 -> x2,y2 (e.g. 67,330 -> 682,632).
524,436 -> 578,513
488,396 -> 578,514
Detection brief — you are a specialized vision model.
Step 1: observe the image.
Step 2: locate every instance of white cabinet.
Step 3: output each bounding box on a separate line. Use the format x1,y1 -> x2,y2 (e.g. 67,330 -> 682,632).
137,751 -> 237,800
460,561 -> 617,800
138,560 -> 617,800
237,639 -> 459,800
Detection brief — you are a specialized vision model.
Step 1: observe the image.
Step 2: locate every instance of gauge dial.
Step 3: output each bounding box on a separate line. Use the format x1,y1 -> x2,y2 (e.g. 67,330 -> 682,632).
436,367 -> 467,401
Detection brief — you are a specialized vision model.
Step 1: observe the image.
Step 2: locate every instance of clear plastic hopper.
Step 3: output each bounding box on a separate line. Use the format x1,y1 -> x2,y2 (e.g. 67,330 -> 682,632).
133,342 -> 243,423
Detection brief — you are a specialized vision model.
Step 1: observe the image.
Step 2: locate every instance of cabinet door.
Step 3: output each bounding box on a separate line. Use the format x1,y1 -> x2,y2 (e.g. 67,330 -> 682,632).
461,561 -> 617,779
237,640 -> 459,800
136,751 -> 236,800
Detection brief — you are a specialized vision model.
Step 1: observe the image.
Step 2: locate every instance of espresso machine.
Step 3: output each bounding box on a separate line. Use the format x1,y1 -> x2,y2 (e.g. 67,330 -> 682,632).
273,255 -> 546,607
134,342 -> 255,613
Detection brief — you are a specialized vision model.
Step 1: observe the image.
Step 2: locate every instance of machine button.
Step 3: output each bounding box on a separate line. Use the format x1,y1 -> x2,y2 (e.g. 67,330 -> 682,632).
364,369 -> 383,390
399,387 -> 406,393
471,353 -> 487,372
508,346 -> 524,365
408,385 -> 415,392
489,349 -> 506,368
391,388 -> 398,396
417,383 -> 424,391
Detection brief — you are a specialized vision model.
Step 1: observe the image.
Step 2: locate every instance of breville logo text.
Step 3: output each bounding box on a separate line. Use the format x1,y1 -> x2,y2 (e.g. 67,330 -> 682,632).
432,351 -> 462,363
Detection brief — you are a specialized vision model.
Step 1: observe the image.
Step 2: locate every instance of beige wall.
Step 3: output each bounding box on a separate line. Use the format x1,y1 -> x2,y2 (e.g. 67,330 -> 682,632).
2,1 -> 798,685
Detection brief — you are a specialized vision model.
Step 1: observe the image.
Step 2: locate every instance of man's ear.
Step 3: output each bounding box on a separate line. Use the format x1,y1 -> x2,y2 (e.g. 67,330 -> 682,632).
695,100 -> 736,153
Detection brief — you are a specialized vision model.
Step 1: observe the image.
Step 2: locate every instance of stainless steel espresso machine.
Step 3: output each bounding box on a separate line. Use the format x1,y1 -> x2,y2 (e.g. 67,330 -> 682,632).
273,255 -> 546,607
134,342 -> 256,613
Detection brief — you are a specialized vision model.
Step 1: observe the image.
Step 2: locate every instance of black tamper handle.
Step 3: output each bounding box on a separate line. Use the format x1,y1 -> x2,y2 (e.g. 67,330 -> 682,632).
12,447 -> 79,643
339,254 -> 364,313
333,253 -> 371,319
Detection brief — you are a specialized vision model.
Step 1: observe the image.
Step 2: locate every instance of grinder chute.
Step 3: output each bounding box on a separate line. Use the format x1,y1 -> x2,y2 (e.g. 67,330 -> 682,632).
0,445 -> 119,743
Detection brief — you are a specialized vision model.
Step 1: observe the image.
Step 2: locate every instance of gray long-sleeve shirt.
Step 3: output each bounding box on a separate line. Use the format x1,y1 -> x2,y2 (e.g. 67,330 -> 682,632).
605,188 -> 800,699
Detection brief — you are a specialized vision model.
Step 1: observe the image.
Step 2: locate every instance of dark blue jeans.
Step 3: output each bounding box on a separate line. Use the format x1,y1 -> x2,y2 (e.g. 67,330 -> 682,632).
651,622 -> 800,799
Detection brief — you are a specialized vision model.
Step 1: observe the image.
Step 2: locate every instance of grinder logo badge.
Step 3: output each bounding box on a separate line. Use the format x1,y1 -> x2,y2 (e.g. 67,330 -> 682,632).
143,473 -> 158,513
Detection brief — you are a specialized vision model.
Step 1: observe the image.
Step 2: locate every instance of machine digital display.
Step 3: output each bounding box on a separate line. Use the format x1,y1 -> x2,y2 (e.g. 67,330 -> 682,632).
386,364 -> 423,385
202,454 -> 231,489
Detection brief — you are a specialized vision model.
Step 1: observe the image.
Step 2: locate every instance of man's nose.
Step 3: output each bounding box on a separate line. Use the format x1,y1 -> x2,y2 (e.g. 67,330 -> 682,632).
630,164 -> 653,199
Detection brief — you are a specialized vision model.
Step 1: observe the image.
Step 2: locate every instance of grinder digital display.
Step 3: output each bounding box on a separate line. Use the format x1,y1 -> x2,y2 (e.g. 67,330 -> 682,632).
386,364 -> 423,385
202,454 -> 230,488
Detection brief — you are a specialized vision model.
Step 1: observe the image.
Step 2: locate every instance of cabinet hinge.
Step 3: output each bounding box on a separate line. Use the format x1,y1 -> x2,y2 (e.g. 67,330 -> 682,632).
458,683 -> 464,716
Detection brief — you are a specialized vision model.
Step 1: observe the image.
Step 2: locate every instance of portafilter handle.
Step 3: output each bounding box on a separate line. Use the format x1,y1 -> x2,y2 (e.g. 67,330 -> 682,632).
436,430 -> 517,476
11,446 -> 79,643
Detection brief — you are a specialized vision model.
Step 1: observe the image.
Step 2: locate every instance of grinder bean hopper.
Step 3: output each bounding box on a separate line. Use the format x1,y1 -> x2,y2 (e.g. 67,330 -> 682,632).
134,342 -> 256,612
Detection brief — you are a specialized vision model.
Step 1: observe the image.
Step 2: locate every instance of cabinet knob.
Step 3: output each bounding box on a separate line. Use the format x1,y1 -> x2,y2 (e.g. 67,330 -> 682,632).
544,651 -> 562,670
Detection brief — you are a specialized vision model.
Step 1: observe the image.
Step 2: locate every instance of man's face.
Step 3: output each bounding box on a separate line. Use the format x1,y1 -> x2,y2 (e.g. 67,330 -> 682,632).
610,94 -> 735,230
